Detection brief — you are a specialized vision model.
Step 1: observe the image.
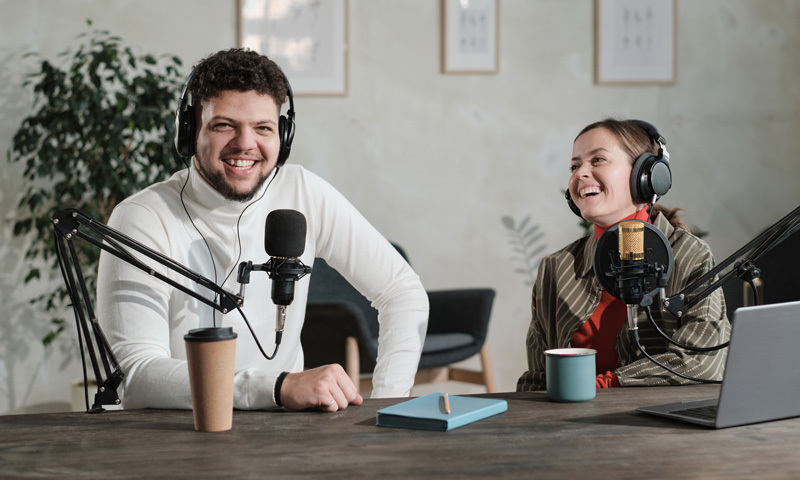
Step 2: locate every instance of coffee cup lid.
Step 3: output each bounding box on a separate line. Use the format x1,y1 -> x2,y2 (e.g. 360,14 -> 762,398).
184,327 -> 238,342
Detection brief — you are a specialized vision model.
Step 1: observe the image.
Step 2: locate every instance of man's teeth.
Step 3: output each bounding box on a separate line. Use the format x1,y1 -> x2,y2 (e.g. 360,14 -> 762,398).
224,159 -> 256,169
580,187 -> 601,198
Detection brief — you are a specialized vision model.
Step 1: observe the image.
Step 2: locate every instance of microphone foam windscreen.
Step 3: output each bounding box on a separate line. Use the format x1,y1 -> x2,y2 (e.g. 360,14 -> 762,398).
265,209 -> 307,257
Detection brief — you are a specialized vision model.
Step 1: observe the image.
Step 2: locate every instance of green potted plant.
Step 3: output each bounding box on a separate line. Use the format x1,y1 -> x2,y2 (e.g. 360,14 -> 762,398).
7,20 -> 185,344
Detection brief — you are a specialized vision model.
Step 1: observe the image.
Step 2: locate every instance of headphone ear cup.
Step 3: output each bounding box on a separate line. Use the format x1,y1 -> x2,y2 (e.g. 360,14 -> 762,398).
277,115 -> 289,166
629,152 -> 650,204
277,113 -> 295,166
630,153 -> 672,204
565,189 -> 583,218
648,159 -> 672,197
174,103 -> 196,158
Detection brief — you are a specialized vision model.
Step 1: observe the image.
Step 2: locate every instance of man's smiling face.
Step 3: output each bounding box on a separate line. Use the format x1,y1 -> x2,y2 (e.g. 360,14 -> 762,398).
193,90 -> 281,202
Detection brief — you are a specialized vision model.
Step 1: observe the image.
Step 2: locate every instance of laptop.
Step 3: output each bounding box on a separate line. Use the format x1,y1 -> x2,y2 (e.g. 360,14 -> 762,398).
637,300 -> 800,428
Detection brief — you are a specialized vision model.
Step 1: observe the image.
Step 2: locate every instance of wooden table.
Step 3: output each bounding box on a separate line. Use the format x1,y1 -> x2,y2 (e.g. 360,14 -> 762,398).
1,385 -> 798,479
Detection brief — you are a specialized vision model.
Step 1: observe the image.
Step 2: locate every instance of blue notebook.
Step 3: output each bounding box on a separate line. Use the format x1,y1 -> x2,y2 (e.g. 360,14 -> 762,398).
376,393 -> 508,431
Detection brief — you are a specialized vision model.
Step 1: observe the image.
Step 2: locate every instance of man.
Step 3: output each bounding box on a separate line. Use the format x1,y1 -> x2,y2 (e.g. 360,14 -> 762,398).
97,48 -> 429,411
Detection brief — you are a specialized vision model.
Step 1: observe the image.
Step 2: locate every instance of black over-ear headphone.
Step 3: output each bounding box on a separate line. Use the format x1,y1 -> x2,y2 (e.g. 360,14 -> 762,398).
565,119 -> 672,218
174,70 -> 296,167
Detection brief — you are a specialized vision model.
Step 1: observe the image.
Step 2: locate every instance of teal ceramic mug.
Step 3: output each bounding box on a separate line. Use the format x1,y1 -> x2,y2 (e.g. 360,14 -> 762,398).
545,348 -> 597,402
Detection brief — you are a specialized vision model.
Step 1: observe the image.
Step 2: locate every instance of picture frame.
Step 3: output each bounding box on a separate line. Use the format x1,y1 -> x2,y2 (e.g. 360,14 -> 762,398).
238,0 -> 349,96
594,0 -> 676,85
442,0 -> 499,74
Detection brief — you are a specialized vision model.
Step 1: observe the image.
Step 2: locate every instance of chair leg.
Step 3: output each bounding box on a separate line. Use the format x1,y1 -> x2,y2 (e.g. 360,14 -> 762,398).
447,368 -> 483,385
345,337 -> 360,387
743,278 -> 763,307
478,343 -> 496,393
416,344 -> 497,392
343,337 -> 374,394
359,378 -> 373,393
415,368 -> 451,385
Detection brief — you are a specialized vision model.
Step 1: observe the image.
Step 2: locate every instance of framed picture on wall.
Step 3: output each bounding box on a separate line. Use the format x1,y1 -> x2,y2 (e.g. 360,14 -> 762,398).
238,0 -> 348,95
595,0 -> 676,85
442,0 -> 499,74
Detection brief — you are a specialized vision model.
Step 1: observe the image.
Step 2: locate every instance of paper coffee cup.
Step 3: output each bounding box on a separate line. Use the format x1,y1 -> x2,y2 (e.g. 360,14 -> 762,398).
545,348 -> 597,402
184,327 -> 237,432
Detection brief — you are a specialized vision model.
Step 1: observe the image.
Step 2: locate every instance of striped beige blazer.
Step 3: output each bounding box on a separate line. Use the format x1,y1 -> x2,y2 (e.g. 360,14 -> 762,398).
517,213 -> 730,391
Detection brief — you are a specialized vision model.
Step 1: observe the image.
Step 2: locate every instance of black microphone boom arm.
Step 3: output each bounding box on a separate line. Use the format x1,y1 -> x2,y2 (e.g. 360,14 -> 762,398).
663,204 -> 800,317
52,208 -> 245,412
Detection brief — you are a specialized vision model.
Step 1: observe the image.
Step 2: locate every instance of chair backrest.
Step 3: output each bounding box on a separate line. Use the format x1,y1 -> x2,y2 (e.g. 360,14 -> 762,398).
306,243 -> 410,339
306,257 -> 380,338
756,229 -> 800,305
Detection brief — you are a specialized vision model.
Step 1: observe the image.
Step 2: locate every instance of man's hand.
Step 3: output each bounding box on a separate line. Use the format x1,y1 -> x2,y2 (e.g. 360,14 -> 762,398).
279,364 -> 364,412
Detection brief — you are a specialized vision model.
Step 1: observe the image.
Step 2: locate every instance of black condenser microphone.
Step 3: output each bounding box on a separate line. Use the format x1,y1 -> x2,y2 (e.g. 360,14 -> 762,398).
593,220 -> 674,332
263,209 -> 312,334
264,209 -> 308,304
233,209 -> 312,357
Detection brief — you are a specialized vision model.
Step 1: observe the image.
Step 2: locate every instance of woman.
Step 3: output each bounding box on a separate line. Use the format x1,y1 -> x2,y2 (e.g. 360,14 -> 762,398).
517,118 -> 730,391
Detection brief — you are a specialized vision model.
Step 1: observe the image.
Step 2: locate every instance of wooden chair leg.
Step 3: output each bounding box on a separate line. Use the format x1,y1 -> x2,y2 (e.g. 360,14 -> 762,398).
359,378 -> 373,393
415,367 -> 451,385
479,343 -> 496,393
414,344 -> 497,393
345,337 -> 360,387
743,278 -> 763,307
343,337 -> 374,394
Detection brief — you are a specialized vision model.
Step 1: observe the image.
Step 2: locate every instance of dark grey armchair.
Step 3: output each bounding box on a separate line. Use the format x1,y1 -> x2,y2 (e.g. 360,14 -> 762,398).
301,244 -> 496,393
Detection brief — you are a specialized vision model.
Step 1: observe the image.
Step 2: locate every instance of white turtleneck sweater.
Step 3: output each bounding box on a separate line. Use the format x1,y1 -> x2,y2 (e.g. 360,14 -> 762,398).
96,164 -> 428,410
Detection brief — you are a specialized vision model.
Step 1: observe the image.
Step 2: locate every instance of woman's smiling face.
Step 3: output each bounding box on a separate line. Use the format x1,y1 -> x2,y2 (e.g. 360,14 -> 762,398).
569,127 -> 644,227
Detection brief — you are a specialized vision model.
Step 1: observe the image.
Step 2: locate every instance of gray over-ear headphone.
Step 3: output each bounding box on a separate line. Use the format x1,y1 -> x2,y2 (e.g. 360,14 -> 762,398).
566,119 -> 672,218
174,69 -> 296,166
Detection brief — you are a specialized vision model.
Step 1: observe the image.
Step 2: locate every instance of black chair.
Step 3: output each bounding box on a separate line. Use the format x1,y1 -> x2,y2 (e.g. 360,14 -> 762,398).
301,244 -> 496,393
752,227 -> 800,305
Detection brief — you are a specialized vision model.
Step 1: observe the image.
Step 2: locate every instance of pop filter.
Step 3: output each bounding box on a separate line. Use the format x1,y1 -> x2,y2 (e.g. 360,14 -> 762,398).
593,220 -> 674,304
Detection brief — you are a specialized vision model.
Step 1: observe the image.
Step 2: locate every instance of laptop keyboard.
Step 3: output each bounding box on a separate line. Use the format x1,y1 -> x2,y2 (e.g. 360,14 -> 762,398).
672,404 -> 718,421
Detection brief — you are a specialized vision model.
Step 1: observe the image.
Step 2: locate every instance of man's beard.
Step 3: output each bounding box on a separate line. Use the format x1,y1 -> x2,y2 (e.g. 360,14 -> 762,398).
195,160 -> 270,202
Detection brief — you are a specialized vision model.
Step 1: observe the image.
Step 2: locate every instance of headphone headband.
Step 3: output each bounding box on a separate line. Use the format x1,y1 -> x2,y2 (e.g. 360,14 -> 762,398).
629,120 -> 664,146
629,119 -> 669,164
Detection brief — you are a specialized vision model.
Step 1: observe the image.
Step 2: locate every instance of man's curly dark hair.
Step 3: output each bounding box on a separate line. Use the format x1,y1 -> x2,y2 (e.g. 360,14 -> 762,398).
188,48 -> 289,108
